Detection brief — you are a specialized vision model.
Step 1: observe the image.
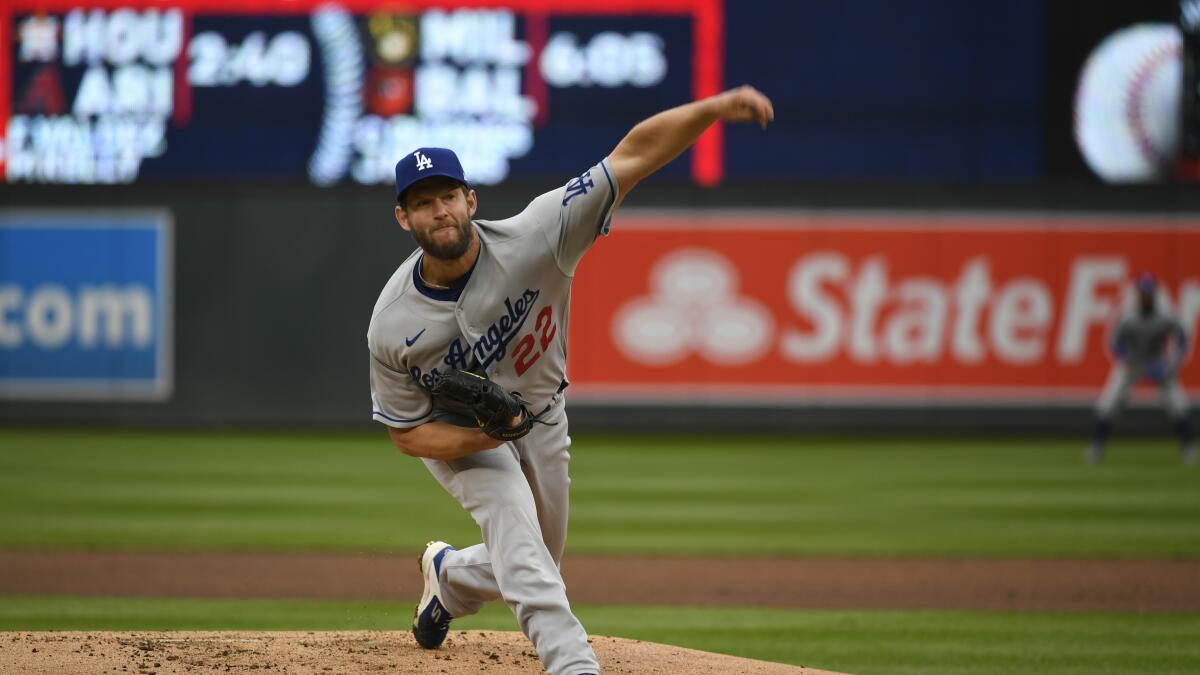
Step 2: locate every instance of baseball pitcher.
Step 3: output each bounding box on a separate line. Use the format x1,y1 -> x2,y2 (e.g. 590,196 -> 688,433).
1087,273 -> 1195,464
367,86 -> 774,675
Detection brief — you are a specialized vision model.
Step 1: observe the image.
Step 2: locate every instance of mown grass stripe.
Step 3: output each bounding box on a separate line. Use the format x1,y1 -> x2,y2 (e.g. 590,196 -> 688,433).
1,430 -> 1197,556
2,597 -> 1198,675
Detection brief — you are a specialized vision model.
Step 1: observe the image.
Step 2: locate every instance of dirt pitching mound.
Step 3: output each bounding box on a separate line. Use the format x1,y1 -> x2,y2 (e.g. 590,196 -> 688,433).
2,630 -> 846,674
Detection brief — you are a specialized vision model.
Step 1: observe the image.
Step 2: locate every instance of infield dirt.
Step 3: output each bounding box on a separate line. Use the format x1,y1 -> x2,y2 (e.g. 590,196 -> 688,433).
1,631 -> 844,674
5,551 -> 1199,674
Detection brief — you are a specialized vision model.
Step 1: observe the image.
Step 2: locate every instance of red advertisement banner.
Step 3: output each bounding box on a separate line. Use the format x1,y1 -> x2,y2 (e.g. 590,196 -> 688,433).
567,213 -> 1200,403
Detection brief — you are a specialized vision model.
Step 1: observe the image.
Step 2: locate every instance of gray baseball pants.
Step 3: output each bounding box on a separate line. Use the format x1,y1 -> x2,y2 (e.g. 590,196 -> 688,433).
421,398 -> 599,675
1096,363 -> 1190,419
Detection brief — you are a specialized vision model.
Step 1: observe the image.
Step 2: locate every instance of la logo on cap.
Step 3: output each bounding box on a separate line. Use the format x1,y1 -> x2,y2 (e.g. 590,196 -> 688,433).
415,151 -> 433,171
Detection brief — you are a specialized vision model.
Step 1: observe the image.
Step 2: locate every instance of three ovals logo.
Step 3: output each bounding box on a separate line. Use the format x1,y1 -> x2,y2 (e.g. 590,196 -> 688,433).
612,248 -> 774,367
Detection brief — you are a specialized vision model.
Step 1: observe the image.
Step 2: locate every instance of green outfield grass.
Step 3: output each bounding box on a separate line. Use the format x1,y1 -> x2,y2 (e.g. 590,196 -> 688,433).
2,597 -> 1197,675
0,429 -> 1198,556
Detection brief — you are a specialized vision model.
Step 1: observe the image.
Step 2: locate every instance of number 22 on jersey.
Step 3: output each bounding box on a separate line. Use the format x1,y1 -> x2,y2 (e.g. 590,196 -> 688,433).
512,306 -> 557,376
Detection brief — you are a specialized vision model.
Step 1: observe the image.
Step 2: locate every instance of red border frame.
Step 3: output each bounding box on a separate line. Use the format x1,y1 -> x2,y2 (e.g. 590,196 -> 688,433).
2,0 -> 724,184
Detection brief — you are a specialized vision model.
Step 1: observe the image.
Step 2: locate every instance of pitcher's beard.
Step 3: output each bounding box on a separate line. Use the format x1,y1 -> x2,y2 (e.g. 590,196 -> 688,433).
415,219 -> 473,261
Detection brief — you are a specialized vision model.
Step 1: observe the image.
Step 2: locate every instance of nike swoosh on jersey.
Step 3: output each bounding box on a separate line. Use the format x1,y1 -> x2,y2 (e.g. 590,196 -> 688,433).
405,329 -> 427,347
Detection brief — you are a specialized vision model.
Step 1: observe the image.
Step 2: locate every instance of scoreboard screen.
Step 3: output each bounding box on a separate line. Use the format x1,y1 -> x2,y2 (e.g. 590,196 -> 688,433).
2,0 -> 721,186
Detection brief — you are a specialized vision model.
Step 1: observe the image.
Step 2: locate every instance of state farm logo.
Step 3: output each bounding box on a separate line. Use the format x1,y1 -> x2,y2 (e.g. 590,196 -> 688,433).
612,248 -> 774,365
605,247 -> 1200,369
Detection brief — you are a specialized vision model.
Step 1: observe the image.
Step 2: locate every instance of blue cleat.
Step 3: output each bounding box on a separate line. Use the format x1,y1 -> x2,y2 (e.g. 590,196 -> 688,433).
412,540 -> 456,649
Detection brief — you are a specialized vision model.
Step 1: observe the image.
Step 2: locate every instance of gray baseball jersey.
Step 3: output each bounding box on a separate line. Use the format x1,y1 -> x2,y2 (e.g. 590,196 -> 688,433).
368,159 -> 618,428
1096,295 -> 1192,420
1110,305 -> 1188,366
367,160 -> 617,675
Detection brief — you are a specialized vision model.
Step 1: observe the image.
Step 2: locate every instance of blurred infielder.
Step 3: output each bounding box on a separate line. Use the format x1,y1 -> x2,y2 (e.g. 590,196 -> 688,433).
367,87 -> 774,675
1088,273 -> 1195,464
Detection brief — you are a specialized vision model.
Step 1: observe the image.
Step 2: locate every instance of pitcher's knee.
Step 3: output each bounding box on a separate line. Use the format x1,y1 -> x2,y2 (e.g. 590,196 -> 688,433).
474,495 -> 541,534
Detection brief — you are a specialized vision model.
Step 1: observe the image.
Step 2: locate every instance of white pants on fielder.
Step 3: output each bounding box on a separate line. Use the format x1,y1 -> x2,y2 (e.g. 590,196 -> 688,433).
1095,363 -> 1190,419
421,398 -> 598,675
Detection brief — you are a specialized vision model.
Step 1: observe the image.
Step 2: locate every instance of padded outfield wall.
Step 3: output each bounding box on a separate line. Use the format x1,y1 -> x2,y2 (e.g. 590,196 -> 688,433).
4,0 -> 1197,432
3,181 -> 1200,434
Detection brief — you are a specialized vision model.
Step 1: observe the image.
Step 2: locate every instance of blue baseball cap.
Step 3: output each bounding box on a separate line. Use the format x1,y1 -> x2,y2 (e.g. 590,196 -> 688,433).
395,147 -> 467,202
1137,272 -> 1158,294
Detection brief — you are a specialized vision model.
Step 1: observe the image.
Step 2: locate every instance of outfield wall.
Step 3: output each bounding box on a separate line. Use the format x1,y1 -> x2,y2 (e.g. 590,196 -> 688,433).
3,181 -> 1200,434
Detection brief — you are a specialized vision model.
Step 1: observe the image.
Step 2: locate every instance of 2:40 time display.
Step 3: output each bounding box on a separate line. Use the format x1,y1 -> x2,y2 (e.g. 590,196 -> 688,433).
188,30 -> 311,87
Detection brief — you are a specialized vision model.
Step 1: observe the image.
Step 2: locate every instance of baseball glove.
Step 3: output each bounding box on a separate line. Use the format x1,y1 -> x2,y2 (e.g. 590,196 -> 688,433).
430,369 -> 542,441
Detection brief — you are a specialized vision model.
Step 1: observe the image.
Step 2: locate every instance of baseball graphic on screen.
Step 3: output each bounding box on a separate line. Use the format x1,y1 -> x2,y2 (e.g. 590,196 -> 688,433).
1074,24 -> 1181,183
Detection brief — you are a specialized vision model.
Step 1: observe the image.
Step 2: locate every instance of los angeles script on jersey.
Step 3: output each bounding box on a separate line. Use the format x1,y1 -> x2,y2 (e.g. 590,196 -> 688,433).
408,288 -> 541,389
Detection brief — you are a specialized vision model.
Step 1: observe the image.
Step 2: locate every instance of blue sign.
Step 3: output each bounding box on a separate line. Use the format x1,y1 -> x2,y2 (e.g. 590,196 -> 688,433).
0,211 -> 173,400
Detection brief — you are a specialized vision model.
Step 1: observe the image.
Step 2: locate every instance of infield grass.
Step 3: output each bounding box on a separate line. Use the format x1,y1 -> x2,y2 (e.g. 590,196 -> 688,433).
1,429 -> 1198,556
2,596 -> 1198,675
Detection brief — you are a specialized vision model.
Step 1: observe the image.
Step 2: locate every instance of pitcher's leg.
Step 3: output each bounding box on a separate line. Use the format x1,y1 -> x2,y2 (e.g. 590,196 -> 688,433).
421,441 -> 598,675
418,419 -> 570,614
420,457 -> 499,617
511,405 -> 596,674
517,403 -> 572,563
